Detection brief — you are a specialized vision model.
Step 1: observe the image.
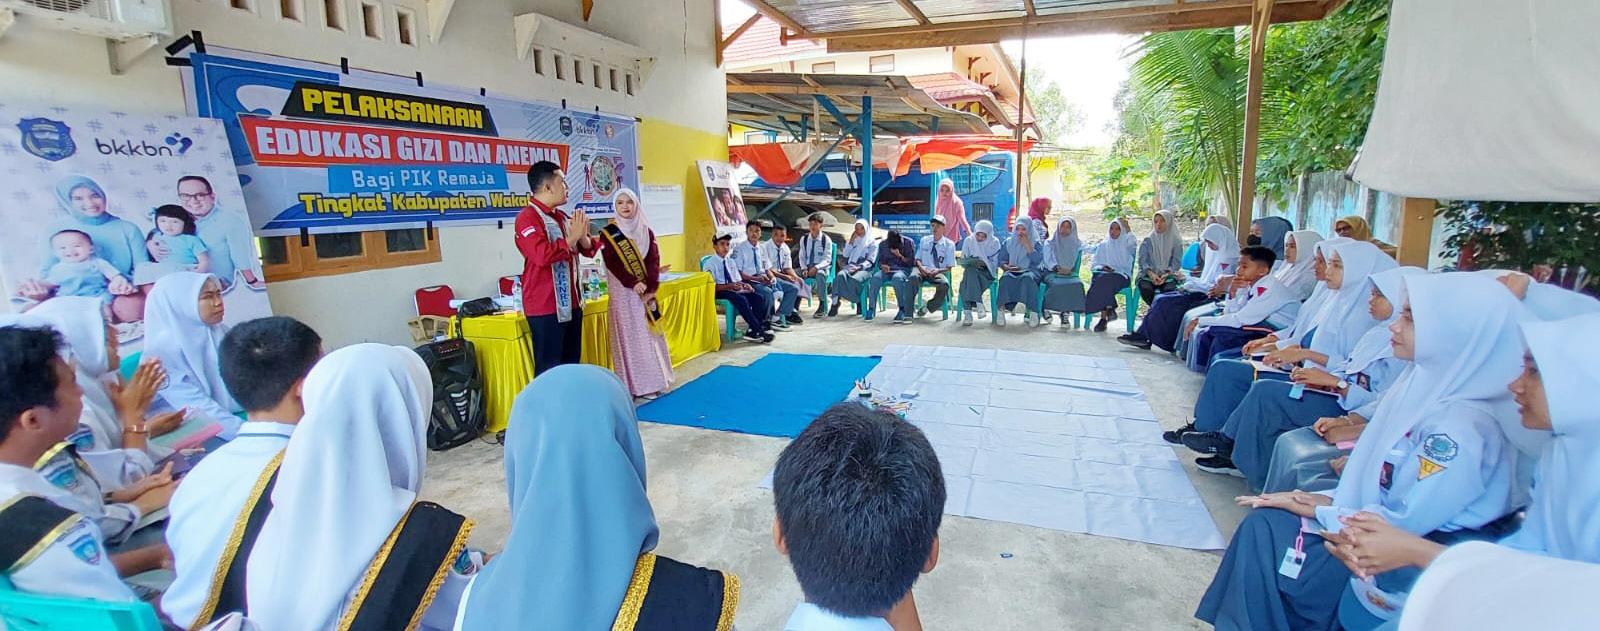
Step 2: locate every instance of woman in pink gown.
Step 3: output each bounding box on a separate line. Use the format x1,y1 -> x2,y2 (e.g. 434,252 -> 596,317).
599,188 -> 673,398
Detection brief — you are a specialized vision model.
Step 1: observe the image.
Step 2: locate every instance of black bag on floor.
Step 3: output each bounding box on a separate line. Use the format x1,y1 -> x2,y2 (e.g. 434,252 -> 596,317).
413,336 -> 486,451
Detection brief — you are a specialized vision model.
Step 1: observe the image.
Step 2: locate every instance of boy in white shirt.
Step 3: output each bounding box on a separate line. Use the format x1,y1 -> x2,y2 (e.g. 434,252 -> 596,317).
162,316 -> 322,629
732,220 -> 791,331
762,223 -> 806,326
773,403 -> 943,631
1182,245 -> 1297,371
797,213 -> 834,318
703,233 -> 776,343
912,216 -> 956,317
0,325 -> 165,604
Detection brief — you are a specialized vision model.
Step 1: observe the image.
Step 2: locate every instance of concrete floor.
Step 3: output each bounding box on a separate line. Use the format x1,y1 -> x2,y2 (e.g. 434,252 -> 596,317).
420,307 -> 1249,630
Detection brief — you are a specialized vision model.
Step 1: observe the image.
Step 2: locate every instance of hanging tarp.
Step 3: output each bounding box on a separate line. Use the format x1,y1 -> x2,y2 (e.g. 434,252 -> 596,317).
1352,0 -> 1600,202
731,136 -> 1034,185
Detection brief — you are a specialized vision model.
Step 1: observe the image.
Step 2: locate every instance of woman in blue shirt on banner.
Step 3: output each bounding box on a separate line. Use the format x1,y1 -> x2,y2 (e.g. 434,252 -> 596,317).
1196,273 -> 1527,631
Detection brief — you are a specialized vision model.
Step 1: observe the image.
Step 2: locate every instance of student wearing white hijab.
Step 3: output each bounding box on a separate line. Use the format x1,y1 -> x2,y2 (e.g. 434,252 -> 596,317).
1256,240 -> 1398,373
1136,210 -> 1185,306
996,216 -> 1048,327
162,317 -> 322,630
956,220 -> 1003,327
1119,222 -> 1239,351
1197,273 -> 1526,631
1275,231 -> 1325,302
1084,217 -> 1137,332
1395,543 -> 1600,631
1040,217 -> 1086,327
144,272 -> 243,439
1191,267 -> 1426,485
244,344 -> 477,631
830,219 -> 878,317
456,364 -> 739,630
1242,237 -> 1349,356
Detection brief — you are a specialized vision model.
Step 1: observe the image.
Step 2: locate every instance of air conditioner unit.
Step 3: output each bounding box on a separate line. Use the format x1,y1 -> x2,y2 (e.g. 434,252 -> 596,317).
0,0 -> 172,40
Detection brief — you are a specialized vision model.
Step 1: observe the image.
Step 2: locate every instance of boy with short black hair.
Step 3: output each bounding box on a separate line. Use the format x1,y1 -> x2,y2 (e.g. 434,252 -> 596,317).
763,224 -> 806,326
1182,245 -> 1296,370
797,213 -> 834,318
773,403 -> 944,630
162,316 -> 324,628
703,233 -> 775,343
733,219 -> 792,330
0,326 -> 163,602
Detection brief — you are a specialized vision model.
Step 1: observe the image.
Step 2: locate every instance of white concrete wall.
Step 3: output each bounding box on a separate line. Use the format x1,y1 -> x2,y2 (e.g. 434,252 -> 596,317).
0,0 -> 725,347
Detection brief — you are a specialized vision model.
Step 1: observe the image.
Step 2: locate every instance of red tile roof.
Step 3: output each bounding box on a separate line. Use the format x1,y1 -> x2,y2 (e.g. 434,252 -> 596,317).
721,16 -> 826,65
906,72 -> 992,103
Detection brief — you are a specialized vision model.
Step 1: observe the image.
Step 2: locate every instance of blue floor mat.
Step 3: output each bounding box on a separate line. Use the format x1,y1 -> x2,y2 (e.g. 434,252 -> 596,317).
637,353 -> 881,438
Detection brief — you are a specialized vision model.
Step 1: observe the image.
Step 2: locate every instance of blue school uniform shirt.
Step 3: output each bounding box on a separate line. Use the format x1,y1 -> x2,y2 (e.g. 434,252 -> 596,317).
784,603 -> 893,631
731,239 -> 773,277
194,208 -> 257,284
798,233 -> 833,274
157,234 -> 209,268
998,241 -> 1046,274
701,253 -> 742,286
44,258 -> 120,301
876,235 -> 916,273
916,235 -> 956,272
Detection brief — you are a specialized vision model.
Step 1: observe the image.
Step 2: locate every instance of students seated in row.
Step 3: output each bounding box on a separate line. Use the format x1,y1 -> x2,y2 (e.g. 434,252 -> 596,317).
774,402 -> 943,630
957,220 -> 1003,326
867,230 -> 917,323
1314,311 -> 1600,629
763,223 -> 807,327
911,215 -> 956,318
1180,245 -> 1298,371
996,219 -> 1048,327
829,220 -> 878,317
1118,222 -> 1239,351
458,364 -> 739,630
144,272 -> 245,439
162,316 -> 322,629
1197,273 -> 1528,631
1187,266 -> 1422,483
0,325 -> 169,603
704,232 -> 777,343
798,213 -> 834,318
1040,217 -> 1087,328
243,344 -> 479,630
1135,210 -> 1186,307
732,220 -> 789,331
1084,218 -> 1137,332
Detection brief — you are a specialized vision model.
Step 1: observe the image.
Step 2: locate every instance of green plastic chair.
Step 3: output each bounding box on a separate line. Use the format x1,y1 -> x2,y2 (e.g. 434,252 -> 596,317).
699,255 -> 741,341
0,575 -> 162,631
118,352 -> 140,382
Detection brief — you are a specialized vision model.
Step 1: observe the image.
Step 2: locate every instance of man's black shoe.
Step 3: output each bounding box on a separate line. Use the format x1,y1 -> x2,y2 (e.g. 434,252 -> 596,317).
1116,333 -> 1152,350
1196,455 -> 1244,478
761,332 -> 776,343
787,313 -> 804,325
1162,421 -> 1197,445
1181,431 -> 1234,456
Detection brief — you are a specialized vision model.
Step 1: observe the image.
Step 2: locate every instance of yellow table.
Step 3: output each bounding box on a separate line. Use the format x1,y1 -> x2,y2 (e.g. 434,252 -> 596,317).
450,272 -> 719,432
581,271 -> 721,370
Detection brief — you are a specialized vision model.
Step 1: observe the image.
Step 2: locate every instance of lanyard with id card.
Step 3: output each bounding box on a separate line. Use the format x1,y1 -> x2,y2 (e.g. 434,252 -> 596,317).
1279,531 -> 1308,579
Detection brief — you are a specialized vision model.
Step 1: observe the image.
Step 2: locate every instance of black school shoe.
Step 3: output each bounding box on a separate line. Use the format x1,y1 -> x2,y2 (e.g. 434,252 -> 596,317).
1196,455 -> 1245,478
1116,333 -> 1152,350
1181,431 -> 1234,456
743,330 -> 765,343
787,313 -> 804,325
1162,421 -> 1198,445
828,301 -> 840,317
761,331 -> 776,343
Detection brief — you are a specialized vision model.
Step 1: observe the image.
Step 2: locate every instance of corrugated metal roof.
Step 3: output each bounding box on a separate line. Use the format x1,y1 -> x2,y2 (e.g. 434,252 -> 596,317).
761,0 -> 923,34
721,15 -> 826,65
726,72 -> 993,137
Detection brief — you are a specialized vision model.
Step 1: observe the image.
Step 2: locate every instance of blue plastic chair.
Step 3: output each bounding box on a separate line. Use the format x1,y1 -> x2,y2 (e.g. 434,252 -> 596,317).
1182,242 -> 1201,272
118,352 -> 141,382
699,255 -> 741,340
0,575 -> 162,631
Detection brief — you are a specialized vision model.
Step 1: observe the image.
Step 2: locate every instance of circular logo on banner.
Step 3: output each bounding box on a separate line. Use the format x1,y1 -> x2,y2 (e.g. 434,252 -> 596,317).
590,155 -> 619,196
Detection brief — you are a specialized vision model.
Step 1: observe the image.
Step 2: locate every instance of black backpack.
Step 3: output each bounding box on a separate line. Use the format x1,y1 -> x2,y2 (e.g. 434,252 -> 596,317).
412,336 -> 486,451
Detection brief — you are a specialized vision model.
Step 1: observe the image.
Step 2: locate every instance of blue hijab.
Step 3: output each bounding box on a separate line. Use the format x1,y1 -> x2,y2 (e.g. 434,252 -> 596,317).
55,175 -> 114,225
43,175 -> 146,276
1252,216 -> 1294,258
460,364 -> 658,629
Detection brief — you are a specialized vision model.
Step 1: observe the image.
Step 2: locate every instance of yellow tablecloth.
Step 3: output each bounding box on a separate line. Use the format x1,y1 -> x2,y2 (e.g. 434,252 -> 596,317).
448,272 -> 719,432
581,271 -> 721,370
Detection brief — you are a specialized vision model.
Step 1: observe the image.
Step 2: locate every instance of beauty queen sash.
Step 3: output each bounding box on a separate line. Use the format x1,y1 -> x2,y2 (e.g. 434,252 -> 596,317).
600,224 -> 663,332
538,210 -> 576,323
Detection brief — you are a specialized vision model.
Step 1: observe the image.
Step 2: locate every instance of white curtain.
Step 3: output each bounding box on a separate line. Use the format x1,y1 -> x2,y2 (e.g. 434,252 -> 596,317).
1352,0 -> 1600,202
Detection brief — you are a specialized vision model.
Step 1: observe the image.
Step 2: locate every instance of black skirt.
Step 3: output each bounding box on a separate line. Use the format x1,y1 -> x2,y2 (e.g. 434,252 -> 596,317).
1085,272 -> 1130,312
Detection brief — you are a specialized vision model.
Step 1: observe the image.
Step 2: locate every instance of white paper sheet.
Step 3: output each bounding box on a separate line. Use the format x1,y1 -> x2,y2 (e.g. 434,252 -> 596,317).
762,345 -> 1226,550
641,184 -> 685,236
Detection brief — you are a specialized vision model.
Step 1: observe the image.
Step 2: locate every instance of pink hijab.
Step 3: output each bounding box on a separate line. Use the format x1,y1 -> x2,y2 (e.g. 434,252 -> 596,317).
934,178 -> 972,241
1028,198 -> 1050,224
612,187 -> 650,244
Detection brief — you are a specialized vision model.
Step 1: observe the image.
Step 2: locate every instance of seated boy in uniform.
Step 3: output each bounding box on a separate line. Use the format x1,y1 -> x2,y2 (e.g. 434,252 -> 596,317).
773,403 -> 945,630
0,325 -> 166,602
161,316 -> 323,628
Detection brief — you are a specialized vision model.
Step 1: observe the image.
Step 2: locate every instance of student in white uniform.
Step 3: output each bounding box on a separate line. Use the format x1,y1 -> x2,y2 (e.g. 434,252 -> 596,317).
762,223 -> 807,326
0,325 -> 166,603
733,219 -> 790,330
797,213 -> 835,318
774,403 -> 944,631
1182,245 -> 1302,371
910,215 -> 956,317
162,316 -> 322,629
243,344 -> 480,631
144,272 -> 245,439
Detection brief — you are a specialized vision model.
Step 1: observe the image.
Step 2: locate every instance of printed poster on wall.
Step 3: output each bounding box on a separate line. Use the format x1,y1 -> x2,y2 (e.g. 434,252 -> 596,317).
697,160 -> 748,235
182,47 -> 640,236
0,104 -> 273,344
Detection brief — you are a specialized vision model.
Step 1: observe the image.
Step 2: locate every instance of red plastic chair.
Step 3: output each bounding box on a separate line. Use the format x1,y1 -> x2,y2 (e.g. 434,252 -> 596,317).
415,285 -> 457,317
498,275 -> 518,296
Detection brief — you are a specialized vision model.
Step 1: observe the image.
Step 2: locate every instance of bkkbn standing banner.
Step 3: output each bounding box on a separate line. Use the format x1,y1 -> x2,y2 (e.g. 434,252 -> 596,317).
0,104 -> 273,344
696,160 -> 748,234
182,47 -> 640,236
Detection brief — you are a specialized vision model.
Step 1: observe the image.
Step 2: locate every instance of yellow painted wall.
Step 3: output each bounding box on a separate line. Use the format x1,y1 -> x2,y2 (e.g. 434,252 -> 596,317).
639,118 -> 728,274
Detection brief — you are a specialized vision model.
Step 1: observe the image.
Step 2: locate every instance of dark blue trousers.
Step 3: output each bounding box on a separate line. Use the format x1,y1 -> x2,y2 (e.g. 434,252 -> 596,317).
716,290 -> 769,334
1225,381 -> 1346,493
1194,359 -> 1291,433
1138,291 -> 1214,351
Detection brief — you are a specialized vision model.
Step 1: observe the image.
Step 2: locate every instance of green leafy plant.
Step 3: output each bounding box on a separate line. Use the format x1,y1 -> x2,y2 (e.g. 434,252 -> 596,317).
1438,201 -> 1597,293
1088,155 -> 1153,220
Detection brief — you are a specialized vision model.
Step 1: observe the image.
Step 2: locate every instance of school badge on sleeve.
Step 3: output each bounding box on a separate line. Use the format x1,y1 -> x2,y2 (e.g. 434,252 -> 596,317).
68,526 -> 104,565
17,117 -> 77,161
1422,433 -> 1459,461
1416,455 -> 1448,480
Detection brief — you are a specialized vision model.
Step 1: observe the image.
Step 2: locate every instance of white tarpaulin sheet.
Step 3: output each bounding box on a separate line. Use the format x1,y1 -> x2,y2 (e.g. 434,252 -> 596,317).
1351,0 -> 1600,202
764,345 -> 1226,550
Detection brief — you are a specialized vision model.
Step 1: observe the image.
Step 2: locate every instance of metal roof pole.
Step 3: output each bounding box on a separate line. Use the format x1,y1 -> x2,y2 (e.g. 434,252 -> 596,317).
860,95 -> 874,225
755,96 -> 863,219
